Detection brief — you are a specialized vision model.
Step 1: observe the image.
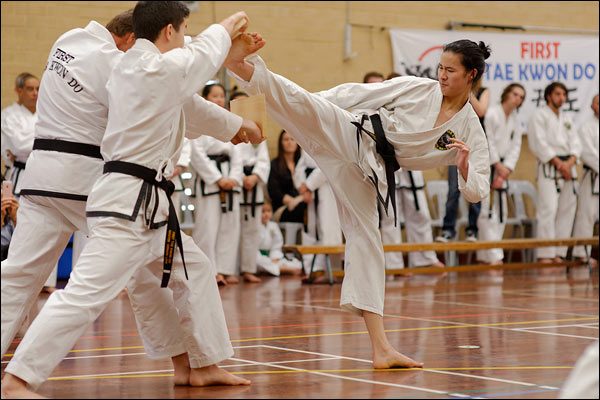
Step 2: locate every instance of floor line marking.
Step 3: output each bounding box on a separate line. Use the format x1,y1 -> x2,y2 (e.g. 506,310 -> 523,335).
262,344 -> 562,390
229,356 -> 462,397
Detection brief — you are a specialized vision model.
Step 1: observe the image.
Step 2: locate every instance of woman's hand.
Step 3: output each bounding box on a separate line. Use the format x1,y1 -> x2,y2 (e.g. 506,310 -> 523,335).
447,138 -> 470,181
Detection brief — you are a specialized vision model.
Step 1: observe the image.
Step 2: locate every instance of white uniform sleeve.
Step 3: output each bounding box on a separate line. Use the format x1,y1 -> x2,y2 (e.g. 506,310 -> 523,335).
268,221 -> 284,260
579,121 -> 599,173
566,115 -> 582,159
1,110 -> 35,160
169,24 -> 232,102
252,141 -> 271,183
189,137 -> 222,185
315,76 -> 425,112
483,110 -> 501,166
229,144 -> 244,187
293,153 -> 308,189
306,168 -> 328,191
527,110 -> 555,163
503,129 -> 522,172
176,138 -> 191,167
183,94 -> 242,142
458,118 -> 490,203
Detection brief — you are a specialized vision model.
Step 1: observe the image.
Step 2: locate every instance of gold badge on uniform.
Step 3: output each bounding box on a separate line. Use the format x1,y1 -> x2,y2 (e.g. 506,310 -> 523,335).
435,129 -> 456,151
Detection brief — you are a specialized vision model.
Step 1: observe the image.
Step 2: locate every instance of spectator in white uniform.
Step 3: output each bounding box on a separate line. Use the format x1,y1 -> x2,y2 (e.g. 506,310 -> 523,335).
1,72 -> 39,195
527,82 -> 581,264
256,200 -> 303,276
476,83 -> 526,266
190,82 -> 244,286
572,94 -> 599,268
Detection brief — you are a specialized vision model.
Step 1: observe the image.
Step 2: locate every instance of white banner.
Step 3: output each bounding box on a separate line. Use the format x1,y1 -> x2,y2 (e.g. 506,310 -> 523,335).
389,29 -> 599,130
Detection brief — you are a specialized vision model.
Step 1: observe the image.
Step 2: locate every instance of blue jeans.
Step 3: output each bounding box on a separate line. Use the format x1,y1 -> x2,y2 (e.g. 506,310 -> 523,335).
442,166 -> 481,237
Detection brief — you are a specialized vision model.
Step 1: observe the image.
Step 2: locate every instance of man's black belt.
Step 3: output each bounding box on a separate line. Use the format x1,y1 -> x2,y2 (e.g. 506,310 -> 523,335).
488,162 -> 508,223
583,164 -> 599,195
303,167 -> 320,241
103,160 -> 188,288
33,138 -> 102,159
352,113 -> 400,226
12,161 -> 26,170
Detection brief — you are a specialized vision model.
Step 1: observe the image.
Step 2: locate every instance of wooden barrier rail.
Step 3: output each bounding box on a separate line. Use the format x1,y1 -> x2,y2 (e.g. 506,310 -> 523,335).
283,236 -> 599,283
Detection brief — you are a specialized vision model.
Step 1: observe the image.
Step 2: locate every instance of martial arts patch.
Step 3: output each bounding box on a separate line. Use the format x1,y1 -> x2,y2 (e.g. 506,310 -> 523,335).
435,129 -> 456,151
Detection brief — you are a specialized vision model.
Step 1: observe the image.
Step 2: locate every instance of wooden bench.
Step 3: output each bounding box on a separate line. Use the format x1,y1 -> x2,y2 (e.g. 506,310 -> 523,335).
283,236 -> 599,284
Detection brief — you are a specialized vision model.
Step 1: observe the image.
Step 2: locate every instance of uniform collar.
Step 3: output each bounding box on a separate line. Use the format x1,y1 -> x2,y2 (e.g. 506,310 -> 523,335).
132,39 -> 162,54
84,21 -> 115,45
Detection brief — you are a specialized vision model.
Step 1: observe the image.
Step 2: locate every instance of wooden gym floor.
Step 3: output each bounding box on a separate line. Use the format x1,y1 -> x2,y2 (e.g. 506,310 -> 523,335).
2,266 -> 598,398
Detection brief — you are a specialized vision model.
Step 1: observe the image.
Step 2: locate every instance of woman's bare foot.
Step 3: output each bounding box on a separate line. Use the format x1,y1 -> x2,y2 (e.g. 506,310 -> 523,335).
225,275 -> 240,284
41,286 -> 56,294
189,365 -> 251,387
1,373 -> 46,399
216,274 -> 227,287
242,272 -> 261,283
372,347 -> 424,369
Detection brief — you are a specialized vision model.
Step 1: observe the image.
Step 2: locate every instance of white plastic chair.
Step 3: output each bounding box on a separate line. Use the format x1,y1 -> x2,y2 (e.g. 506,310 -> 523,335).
507,180 -> 538,262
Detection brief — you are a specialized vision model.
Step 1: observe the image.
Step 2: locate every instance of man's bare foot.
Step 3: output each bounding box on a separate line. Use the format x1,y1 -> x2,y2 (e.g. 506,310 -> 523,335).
189,365 -> 251,387
172,353 -> 191,386
1,373 -> 46,399
41,286 -> 56,294
216,274 -> 227,287
225,275 -> 240,284
372,348 -> 424,369
242,272 -> 261,283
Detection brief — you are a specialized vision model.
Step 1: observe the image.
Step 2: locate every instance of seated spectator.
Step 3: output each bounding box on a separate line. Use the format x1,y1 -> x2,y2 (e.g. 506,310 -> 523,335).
1,180 -> 19,261
257,201 -> 302,276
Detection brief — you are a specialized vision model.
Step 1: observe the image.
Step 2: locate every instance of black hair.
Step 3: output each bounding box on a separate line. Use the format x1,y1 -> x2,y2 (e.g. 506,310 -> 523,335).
133,1 -> 189,43
442,40 -> 491,84
544,82 -> 568,103
106,9 -> 134,37
229,91 -> 248,102
362,71 -> 384,83
501,83 -> 526,108
275,130 -> 301,172
201,83 -> 225,99
15,72 -> 37,89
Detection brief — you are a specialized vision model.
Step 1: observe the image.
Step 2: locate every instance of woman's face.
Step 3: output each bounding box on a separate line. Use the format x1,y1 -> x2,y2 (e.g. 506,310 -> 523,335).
437,51 -> 473,98
281,132 -> 297,154
206,85 -> 226,108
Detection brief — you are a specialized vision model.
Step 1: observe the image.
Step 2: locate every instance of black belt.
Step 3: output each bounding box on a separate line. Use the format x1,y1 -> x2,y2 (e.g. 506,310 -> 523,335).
351,113 -> 400,226
488,161 -> 508,223
207,153 -> 235,213
242,165 -> 259,219
103,160 -> 187,288
541,155 -> 576,194
584,164 -> 599,195
33,138 -> 102,159
13,161 -> 26,170
406,171 -> 420,211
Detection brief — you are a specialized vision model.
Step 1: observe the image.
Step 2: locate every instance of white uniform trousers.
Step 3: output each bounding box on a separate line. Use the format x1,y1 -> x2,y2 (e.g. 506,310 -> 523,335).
244,68 -> 385,315
381,186 -> 440,268
476,190 -> 508,263
1,196 -> 80,356
535,165 -> 577,259
239,204 -> 262,274
301,184 -> 343,273
192,193 -> 241,276
572,171 -> 599,259
4,214 -> 233,389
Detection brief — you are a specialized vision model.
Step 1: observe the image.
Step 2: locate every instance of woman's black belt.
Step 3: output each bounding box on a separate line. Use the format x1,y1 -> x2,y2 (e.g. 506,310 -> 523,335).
33,138 -> 102,159
103,160 -> 188,288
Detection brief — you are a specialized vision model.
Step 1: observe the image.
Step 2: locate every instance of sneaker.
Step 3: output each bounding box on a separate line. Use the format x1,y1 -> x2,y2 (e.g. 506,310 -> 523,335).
434,231 -> 454,243
465,230 -> 477,242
